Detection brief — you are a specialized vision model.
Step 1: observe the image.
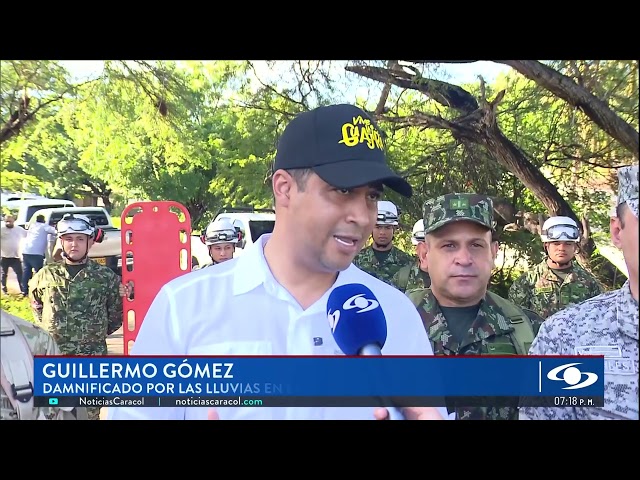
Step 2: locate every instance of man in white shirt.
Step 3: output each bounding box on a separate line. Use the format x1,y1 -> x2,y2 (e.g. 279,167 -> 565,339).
21,214 -> 56,296
108,104 -> 445,421
1,215 -> 27,294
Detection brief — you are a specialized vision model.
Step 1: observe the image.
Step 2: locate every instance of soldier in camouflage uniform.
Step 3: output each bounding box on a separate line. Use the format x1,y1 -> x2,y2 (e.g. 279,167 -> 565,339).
412,193 -> 544,420
353,200 -> 413,289
193,218 -> 240,271
1,309 -> 88,420
394,218 -> 431,292
508,215 -> 603,319
28,213 -> 123,420
520,165 -> 639,420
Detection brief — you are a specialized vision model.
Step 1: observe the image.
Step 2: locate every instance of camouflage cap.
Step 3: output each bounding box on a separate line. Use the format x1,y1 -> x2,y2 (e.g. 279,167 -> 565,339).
423,193 -> 495,234
617,164 -> 638,218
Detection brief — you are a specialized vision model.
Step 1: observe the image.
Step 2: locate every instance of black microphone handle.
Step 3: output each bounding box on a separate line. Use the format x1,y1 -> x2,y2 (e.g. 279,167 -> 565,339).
357,344 -> 405,420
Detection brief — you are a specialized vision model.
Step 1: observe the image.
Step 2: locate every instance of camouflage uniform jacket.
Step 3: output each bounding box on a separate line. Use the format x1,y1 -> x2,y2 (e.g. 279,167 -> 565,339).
508,259 -> 603,319
520,281 -> 639,420
28,260 -> 123,355
414,288 -> 543,420
353,245 -> 413,290
1,309 -> 87,420
392,261 -> 431,293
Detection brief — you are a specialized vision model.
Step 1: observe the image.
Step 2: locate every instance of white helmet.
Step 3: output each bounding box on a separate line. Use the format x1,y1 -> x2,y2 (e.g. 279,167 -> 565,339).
56,214 -> 95,238
540,216 -> 580,243
202,218 -> 239,246
411,219 -> 425,245
376,200 -> 399,226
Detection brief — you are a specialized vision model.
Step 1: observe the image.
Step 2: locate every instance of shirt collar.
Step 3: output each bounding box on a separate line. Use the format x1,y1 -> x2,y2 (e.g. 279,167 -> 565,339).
232,233 -> 362,308
232,233 -> 270,296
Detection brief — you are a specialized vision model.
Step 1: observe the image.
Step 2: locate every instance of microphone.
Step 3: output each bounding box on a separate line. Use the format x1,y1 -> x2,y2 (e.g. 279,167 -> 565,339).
327,283 -> 404,420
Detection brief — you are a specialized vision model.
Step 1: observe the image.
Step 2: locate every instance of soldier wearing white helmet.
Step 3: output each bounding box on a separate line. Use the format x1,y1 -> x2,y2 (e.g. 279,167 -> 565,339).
394,218 -> 431,294
27,213 -> 124,420
508,215 -> 603,319
521,164 -> 638,420
353,200 -> 413,290
411,218 -> 425,247
54,214 -> 102,262
194,218 -> 240,270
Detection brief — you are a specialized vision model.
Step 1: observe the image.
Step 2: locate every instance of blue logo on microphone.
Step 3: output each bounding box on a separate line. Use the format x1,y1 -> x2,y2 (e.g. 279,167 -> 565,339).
342,294 -> 379,313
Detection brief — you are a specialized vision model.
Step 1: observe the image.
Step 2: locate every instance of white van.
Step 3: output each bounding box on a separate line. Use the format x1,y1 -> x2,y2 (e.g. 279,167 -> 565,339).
2,198 -> 76,228
0,191 -> 45,203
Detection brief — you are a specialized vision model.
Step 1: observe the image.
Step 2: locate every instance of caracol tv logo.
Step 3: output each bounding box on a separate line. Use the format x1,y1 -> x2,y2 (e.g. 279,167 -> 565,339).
545,363 -> 599,390
342,294 -> 379,314
328,294 -> 380,333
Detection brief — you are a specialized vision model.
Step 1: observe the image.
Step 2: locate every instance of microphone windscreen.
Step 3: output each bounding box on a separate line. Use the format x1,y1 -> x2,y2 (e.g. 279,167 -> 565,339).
327,283 -> 387,355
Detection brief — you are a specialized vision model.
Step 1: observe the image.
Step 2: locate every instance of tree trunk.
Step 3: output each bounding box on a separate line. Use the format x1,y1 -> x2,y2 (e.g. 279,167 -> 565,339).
346,63 -> 625,288
494,60 -> 639,160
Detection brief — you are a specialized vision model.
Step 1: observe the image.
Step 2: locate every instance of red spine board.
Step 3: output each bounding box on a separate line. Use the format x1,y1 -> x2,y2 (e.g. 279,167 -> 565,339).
120,201 -> 192,355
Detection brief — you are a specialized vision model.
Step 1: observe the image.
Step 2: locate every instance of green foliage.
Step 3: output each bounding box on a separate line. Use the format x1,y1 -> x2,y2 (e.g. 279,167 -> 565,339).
489,229 -> 546,297
2,60 -> 637,291
0,294 -> 33,323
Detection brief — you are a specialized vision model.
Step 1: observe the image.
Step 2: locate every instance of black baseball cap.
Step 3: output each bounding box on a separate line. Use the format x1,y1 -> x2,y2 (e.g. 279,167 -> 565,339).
273,104 -> 412,197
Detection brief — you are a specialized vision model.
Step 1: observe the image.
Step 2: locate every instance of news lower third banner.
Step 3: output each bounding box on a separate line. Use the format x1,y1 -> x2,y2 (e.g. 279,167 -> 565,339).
32,356 -> 606,408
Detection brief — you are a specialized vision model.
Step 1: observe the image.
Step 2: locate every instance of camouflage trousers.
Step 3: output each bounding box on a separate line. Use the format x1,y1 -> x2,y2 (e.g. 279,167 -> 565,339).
87,406 -> 101,420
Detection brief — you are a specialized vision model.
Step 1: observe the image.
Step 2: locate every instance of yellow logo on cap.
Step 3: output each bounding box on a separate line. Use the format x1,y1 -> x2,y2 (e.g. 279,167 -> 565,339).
339,116 -> 384,150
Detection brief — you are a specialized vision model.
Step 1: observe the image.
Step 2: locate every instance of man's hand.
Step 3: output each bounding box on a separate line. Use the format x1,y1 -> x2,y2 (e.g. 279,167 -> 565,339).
119,282 -> 133,299
374,407 -> 443,420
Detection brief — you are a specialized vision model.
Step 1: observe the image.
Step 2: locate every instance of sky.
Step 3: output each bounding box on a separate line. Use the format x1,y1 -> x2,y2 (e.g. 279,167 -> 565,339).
58,60 -> 509,85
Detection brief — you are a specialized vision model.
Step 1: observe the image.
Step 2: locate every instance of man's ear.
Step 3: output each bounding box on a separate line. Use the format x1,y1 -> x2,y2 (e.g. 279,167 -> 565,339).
610,216 -> 623,248
491,240 -> 500,260
272,169 -> 294,208
417,241 -> 428,264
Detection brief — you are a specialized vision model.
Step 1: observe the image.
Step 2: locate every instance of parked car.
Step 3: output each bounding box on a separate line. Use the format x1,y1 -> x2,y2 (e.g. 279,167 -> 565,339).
3,198 -> 76,228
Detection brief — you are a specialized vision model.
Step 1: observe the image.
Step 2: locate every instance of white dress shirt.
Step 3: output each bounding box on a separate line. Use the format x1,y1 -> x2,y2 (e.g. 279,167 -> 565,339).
108,233 -> 445,420
0,224 -> 27,258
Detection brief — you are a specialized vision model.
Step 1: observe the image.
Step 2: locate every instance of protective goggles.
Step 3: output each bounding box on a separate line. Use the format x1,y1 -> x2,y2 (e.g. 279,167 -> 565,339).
57,218 -> 94,236
202,230 -> 238,244
376,212 -> 398,224
543,224 -> 580,241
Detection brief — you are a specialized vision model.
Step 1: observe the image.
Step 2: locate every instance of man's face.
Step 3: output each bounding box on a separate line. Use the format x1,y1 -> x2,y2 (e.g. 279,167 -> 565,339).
209,243 -> 234,263
372,224 -> 394,247
611,205 -> 638,286
546,241 -> 578,264
4,215 -> 15,228
287,172 -> 381,273
424,221 -> 498,307
60,233 -> 92,262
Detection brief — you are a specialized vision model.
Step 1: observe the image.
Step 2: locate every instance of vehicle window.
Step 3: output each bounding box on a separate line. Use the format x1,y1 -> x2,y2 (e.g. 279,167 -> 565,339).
26,204 -> 73,221
49,211 -> 110,227
248,220 -> 275,242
